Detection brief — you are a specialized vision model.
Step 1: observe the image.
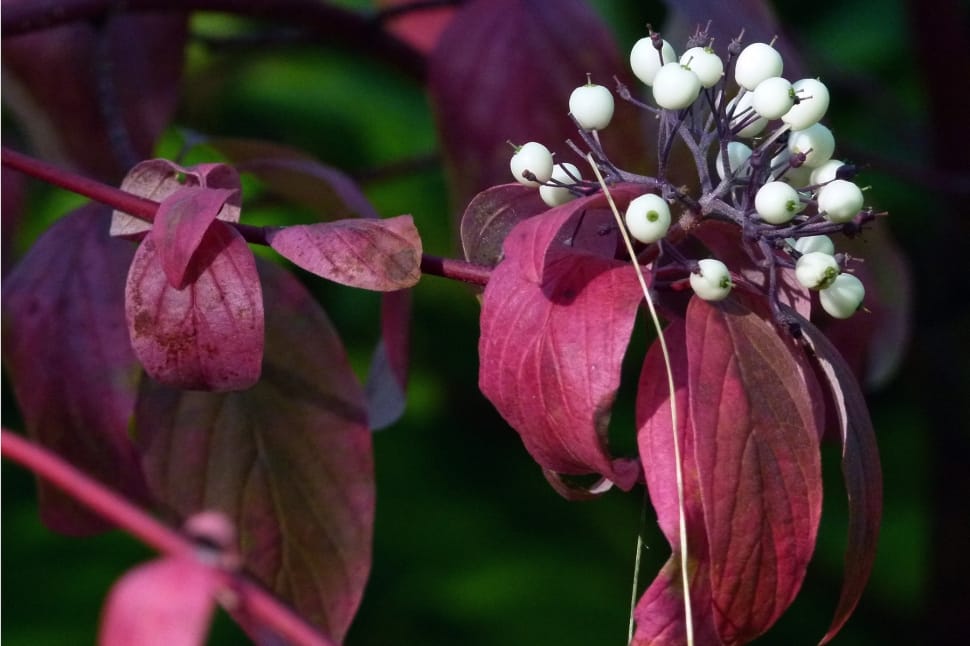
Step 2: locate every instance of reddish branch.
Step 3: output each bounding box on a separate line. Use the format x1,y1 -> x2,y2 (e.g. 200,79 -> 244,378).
0,428 -> 337,646
1,146 -> 492,286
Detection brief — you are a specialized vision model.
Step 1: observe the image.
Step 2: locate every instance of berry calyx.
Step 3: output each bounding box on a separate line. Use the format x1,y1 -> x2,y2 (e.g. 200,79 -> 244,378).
569,79 -> 615,131
689,258 -> 733,301
624,193 -> 672,243
509,141 -> 554,187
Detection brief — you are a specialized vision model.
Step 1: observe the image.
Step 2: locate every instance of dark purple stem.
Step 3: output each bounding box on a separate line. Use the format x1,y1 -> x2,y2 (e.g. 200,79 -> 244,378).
0,428 -> 337,646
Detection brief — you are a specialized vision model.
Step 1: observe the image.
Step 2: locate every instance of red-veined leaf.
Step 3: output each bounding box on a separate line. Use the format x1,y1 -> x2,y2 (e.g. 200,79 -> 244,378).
126,221 -> 263,391
266,216 -> 421,291
112,160 -> 241,238
1,204 -> 150,534
479,190 -> 648,491
686,296 -> 823,643
135,260 -> 373,641
2,14 -> 187,182
460,183 -> 550,267
428,0 -> 645,206
797,313 -> 882,645
99,557 -> 218,646
152,186 -> 238,289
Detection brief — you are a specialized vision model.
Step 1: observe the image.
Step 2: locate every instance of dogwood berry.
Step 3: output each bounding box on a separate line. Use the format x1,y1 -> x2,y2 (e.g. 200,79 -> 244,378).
735,42 -> 783,91
810,159 -> 844,186
795,251 -> 840,290
680,46 -> 723,88
788,123 -> 836,168
752,76 -> 795,119
569,81 -> 615,131
539,163 -> 582,207
772,149 -> 813,187
755,181 -> 803,224
652,63 -> 701,110
782,78 -> 830,130
792,234 -> 835,255
716,141 -> 753,180
625,193 -> 671,243
819,272 -> 865,319
690,258 -> 733,301
630,37 -> 676,86
817,179 -> 864,223
510,142 -> 554,186
730,91 -> 768,137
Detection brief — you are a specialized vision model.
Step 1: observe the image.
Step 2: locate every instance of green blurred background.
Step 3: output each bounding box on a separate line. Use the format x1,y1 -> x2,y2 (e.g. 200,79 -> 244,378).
3,0 -> 967,644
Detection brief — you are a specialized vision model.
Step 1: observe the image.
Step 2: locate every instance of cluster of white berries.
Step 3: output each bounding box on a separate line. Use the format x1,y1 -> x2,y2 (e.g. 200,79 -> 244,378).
507,28 -> 874,321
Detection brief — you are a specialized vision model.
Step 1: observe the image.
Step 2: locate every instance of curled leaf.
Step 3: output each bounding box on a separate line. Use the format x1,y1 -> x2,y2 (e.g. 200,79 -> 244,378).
126,221 -> 263,391
267,216 -> 422,291
460,183 -> 549,267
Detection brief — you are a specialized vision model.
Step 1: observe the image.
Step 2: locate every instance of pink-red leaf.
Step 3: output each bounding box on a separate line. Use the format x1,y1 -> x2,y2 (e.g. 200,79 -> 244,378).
478,191 -> 647,490
377,0 -> 456,53
365,289 -> 412,430
126,221 -> 263,391
135,260 -> 373,642
798,313 -> 883,645
686,297 -> 823,643
152,186 -> 238,289
1,204 -> 150,534
112,160 -> 241,238
460,183 -> 550,267
2,14 -> 187,181
428,0 -> 645,206
99,557 -> 218,646
266,216 -> 422,291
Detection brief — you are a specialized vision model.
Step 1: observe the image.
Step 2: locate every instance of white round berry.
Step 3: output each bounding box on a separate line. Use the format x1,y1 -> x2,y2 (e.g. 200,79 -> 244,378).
792,234 -> 835,255
782,78 -> 830,130
817,179 -> 864,223
755,181 -> 803,224
539,163 -> 582,207
771,148 -> 813,187
690,258 -> 733,301
734,42 -> 783,91
795,251 -> 840,290
715,141 -> 753,180
729,91 -> 768,137
630,38 -> 676,87
752,76 -> 795,119
569,82 -> 615,131
624,193 -> 672,243
510,142 -> 554,187
787,123 -> 836,168
819,273 -> 865,319
809,159 -> 844,186
680,46 -> 723,88
652,62 -> 701,110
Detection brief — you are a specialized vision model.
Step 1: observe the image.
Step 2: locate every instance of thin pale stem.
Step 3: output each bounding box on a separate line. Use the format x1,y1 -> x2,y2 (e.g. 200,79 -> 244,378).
586,156 -> 694,646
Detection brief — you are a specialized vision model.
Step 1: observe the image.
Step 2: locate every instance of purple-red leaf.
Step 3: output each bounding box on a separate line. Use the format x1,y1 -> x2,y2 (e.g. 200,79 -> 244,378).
2,14 -> 187,182
460,183 -> 550,267
365,289 -> 412,430
206,138 -> 382,221
1,204 -> 150,534
798,313 -> 883,645
135,260 -> 373,641
479,191 -> 647,491
266,216 -> 422,291
126,221 -> 263,391
99,557 -> 218,646
112,160 -> 241,238
686,297 -> 823,643
152,186 -> 238,289
429,0 -> 645,206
